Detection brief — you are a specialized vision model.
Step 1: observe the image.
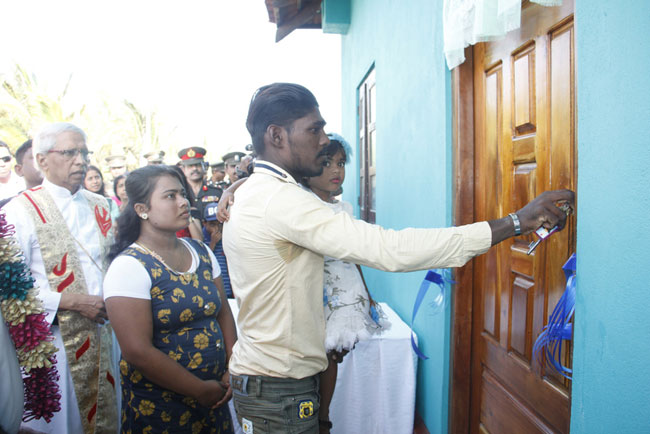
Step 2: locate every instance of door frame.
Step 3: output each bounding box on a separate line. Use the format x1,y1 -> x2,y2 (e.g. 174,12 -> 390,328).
450,45 -> 476,434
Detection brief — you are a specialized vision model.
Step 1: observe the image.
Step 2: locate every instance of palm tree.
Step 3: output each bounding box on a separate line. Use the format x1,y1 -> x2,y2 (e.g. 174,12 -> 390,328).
0,64 -> 183,169
0,64 -> 83,149
123,99 -> 161,163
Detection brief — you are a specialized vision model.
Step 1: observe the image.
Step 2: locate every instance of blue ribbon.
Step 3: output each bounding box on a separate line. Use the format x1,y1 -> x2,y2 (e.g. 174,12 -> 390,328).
532,253 -> 576,379
410,269 -> 455,360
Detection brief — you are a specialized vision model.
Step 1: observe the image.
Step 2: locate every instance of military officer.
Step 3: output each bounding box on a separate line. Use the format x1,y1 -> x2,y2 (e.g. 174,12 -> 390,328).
143,150 -> 165,165
177,146 -> 222,219
222,151 -> 246,185
208,161 -> 228,188
105,155 -> 127,179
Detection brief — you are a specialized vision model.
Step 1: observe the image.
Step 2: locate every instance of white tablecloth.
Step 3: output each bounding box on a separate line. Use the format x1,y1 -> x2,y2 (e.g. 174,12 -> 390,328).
226,300 -> 418,434
329,303 -> 418,434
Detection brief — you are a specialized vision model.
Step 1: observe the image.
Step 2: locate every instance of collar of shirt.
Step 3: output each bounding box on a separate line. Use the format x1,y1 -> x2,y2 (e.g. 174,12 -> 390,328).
41,178 -> 83,201
252,160 -> 298,185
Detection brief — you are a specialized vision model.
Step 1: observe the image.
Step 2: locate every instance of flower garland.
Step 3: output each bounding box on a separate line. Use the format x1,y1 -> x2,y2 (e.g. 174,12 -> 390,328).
0,210 -> 61,422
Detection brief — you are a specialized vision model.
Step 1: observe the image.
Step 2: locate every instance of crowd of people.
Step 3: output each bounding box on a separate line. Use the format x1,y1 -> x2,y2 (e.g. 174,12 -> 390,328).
0,82 -> 574,434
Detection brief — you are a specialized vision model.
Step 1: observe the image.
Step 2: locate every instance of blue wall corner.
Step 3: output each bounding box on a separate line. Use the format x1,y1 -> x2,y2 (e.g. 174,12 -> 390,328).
322,0 -> 351,34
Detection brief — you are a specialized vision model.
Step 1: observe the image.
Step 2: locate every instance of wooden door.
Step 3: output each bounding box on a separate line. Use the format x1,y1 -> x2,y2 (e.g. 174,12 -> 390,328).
461,2 -> 577,433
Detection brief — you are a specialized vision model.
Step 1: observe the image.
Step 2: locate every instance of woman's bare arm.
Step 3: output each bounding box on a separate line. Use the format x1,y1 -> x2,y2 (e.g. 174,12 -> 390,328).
106,296 -> 226,407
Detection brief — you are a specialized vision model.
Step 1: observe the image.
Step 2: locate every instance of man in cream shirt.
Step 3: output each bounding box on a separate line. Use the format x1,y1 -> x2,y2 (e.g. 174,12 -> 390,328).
223,83 -> 574,433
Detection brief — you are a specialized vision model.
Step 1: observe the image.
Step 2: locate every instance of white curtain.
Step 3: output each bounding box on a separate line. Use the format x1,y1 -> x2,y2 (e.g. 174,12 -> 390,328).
443,0 -> 562,70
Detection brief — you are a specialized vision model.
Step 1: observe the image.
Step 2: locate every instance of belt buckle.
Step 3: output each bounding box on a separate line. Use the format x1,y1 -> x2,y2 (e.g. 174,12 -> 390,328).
232,375 -> 249,396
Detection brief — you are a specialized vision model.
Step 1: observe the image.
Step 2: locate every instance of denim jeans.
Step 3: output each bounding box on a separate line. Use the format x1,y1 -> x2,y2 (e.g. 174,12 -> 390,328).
231,374 -> 320,434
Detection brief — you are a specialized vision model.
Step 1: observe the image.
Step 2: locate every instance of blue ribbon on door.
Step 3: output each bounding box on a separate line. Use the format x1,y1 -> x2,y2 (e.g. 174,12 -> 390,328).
410,269 -> 455,360
532,253 -> 576,379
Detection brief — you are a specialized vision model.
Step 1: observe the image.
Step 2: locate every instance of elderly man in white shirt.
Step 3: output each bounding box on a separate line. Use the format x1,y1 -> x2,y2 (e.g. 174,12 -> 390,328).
223,83 -> 575,433
4,123 -> 118,434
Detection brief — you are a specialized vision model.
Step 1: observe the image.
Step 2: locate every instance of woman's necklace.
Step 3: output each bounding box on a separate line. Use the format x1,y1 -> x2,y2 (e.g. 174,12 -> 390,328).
134,241 -> 193,277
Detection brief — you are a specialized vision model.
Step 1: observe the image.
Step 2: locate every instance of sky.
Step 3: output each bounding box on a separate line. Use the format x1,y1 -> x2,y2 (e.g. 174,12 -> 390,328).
0,0 -> 342,160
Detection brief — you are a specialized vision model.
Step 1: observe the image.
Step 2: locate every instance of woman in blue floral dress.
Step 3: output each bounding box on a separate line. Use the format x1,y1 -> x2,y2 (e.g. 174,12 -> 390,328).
104,165 -> 237,433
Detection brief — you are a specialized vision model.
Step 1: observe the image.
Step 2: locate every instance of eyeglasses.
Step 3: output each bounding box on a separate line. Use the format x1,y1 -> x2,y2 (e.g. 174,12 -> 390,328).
0,156 -> 11,163
47,148 -> 93,161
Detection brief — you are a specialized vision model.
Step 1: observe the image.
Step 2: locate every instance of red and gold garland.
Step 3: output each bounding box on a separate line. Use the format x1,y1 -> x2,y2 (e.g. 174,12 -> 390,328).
0,210 -> 61,421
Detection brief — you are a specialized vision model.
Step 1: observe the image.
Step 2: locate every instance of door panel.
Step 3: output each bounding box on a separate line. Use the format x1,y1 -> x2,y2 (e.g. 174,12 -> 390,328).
480,64 -> 502,339
480,369 -> 555,434
470,1 -> 576,433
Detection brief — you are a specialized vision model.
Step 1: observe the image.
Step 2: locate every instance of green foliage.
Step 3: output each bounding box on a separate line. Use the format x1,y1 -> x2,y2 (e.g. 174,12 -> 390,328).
0,65 -> 81,148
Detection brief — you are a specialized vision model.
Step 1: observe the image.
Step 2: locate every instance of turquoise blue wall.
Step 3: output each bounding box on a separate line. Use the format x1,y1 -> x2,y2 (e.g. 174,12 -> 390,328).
572,1 -> 650,433
336,1 -> 650,433
337,0 -> 453,432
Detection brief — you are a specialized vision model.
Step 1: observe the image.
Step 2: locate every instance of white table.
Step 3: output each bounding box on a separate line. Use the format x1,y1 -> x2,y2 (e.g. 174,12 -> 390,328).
329,303 -> 418,434
227,300 -> 418,434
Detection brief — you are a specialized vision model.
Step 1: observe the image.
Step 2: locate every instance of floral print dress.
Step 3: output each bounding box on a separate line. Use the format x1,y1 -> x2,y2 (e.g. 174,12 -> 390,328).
320,199 -> 391,352
118,239 -> 233,434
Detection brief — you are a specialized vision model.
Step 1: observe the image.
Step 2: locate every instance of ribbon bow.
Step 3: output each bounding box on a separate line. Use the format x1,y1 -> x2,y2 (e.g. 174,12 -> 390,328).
532,253 -> 576,379
410,269 -> 455,360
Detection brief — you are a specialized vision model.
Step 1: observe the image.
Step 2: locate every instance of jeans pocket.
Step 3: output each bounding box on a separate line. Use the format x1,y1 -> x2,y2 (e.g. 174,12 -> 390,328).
233,395 -> 280,434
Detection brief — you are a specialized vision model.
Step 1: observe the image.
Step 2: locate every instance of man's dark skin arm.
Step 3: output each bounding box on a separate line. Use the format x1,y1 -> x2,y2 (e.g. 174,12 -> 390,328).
220,180 -> 575,246
488,189 -> 575,245
255,119 -> 575,247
